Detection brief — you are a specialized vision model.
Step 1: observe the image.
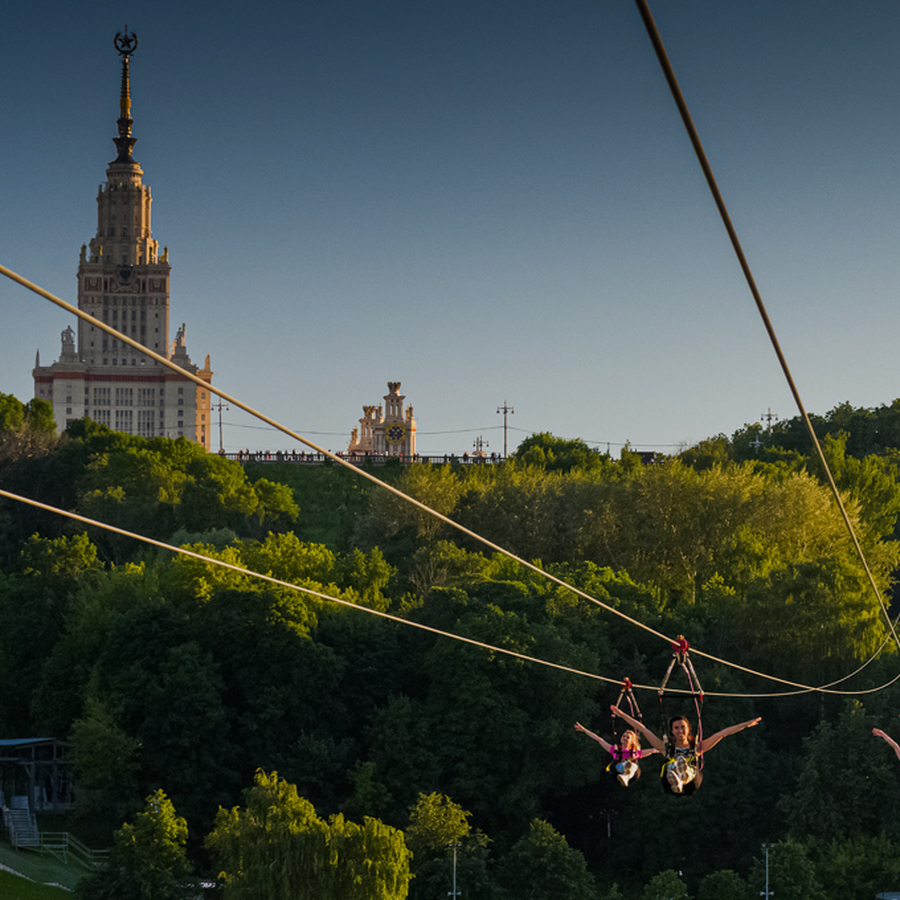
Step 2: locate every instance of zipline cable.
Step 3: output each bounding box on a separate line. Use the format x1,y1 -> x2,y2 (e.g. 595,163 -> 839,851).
3,486 -> 899,698
0,262 -> 895,696
633,0 -> 900,658
0,487 -> 631,690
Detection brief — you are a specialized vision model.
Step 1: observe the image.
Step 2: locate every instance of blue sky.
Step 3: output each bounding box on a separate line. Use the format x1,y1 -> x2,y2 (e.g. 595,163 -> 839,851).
3,1 -> 900,455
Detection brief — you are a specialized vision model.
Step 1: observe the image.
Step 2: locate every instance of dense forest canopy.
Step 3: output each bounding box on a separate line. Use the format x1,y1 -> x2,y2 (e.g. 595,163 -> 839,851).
3,395 -> 900,899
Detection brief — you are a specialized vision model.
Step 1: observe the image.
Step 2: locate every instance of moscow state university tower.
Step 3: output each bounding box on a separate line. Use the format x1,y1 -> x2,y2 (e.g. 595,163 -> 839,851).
33,30 -> 213,449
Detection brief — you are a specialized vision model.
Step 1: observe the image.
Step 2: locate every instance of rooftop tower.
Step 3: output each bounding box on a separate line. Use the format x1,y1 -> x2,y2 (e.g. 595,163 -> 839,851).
33,29 -> 213,447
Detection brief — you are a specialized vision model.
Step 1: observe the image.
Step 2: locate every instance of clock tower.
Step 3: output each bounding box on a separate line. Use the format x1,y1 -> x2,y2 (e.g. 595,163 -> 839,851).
33,30 -> 212,448
348,382 -> 417,457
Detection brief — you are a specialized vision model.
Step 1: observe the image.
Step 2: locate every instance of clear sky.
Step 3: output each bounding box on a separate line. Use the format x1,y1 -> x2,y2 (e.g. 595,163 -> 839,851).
3,1 -> 899,456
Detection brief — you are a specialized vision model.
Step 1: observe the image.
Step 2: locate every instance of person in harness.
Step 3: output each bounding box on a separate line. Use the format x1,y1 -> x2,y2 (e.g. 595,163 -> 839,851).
611,706 -> 760,794
873,727 -> 900,762
574,721 -> 658,786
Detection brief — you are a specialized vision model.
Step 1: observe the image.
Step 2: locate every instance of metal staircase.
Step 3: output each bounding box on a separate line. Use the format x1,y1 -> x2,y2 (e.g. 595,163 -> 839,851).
3,807 -> 40,849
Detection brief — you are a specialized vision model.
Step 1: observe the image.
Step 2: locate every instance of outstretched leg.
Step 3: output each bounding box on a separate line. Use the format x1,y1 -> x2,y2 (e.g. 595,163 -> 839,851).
666,756 -> 697,794
617,760 -> 638,786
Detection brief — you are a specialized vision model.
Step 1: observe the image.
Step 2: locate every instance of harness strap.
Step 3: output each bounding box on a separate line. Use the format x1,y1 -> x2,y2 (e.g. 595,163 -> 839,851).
658,635 -> 705,769
612,676 -> 643,747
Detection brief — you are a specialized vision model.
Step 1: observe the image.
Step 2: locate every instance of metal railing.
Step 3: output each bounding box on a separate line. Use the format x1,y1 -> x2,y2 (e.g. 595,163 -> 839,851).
227,451 -> 503,465
39,831 -> 109,868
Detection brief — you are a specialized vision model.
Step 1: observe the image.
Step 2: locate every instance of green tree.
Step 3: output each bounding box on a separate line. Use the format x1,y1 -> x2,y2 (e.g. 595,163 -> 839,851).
356,462 -> 464,548
407,541 -> 488,595
78,445 -> 186,548
32,561 -> 152,734
494,818 -> 595,900
365,694 -> 441,819
816,432 -> 900,543
680,435 -> 733,470
334,546 -> 394,609
75,789 -> 194,900
0,392 -> 57,462
406,792 -> 471,858
206,770 -> 411,900
812,833 -> 900,900
66,593 -> 231,825
75,435 -> 298,559
455,461 -> 583,563
69,696 -> 141,832
0,533 -> 102,731
781,701 -> 900,842
748,839 -> 824,900
24,397 -> 56,433
0,391 -> 26,431
404,793 -> 491,900
737,556 -> 887,680
698,870 -> 749,900
514,432 -> 611,473
249,477 -> 300,536
643,869 -> 689,900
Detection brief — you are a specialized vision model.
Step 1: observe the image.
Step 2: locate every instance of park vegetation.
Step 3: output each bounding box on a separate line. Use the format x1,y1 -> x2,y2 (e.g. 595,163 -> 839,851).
4,395 -> 900,898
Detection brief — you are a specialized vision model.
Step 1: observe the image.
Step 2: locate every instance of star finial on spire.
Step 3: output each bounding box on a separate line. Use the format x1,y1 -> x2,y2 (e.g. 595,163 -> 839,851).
111,27 -> 139,164
114,27 -> 138,58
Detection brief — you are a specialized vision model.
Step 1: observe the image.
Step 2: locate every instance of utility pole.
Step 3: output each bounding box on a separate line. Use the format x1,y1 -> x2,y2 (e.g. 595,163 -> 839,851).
496,401 -> 514,459
760,408 -> 779,435
473,435 -> 488,455
214,397 -> 229,454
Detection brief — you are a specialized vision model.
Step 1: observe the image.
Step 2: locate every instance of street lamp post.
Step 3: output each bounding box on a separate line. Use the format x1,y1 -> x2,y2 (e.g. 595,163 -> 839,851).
448,842 -> 460,899
761,843 -> 774,900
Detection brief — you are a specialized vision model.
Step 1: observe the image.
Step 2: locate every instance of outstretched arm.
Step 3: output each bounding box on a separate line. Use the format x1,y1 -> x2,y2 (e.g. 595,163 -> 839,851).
700,717 -> 761,755
610,705 -> 665,753
873,728 -> 900,762
574,721 -> 613,752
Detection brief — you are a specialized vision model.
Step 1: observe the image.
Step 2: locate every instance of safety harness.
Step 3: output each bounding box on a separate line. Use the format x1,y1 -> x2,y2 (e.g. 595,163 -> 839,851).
606,677 -> 643,770
658,635 -> 704,779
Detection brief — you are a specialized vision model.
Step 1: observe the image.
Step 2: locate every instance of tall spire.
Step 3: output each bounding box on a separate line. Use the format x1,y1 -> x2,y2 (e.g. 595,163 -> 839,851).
111,27 -> 139,164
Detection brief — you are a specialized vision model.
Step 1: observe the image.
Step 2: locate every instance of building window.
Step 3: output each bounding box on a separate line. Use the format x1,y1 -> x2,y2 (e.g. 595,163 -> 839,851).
137,409 -> 154,438
115,409 -> 134,433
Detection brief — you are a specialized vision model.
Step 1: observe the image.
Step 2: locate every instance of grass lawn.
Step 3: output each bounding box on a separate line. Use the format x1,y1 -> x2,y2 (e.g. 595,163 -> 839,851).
0,870 -> 71,899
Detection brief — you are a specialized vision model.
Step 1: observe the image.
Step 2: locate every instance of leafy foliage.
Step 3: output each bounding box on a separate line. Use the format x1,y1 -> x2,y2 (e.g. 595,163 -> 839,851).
643,869 -> 689,900
206,770 -> 411,900
75,790 -> 194,900
493,818 -> 596,900
4,404 -> 900,896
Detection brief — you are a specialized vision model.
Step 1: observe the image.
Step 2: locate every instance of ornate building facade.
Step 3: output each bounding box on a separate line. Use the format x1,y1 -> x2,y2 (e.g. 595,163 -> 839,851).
32,31 -> 212,449
348,382 -> 417,457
